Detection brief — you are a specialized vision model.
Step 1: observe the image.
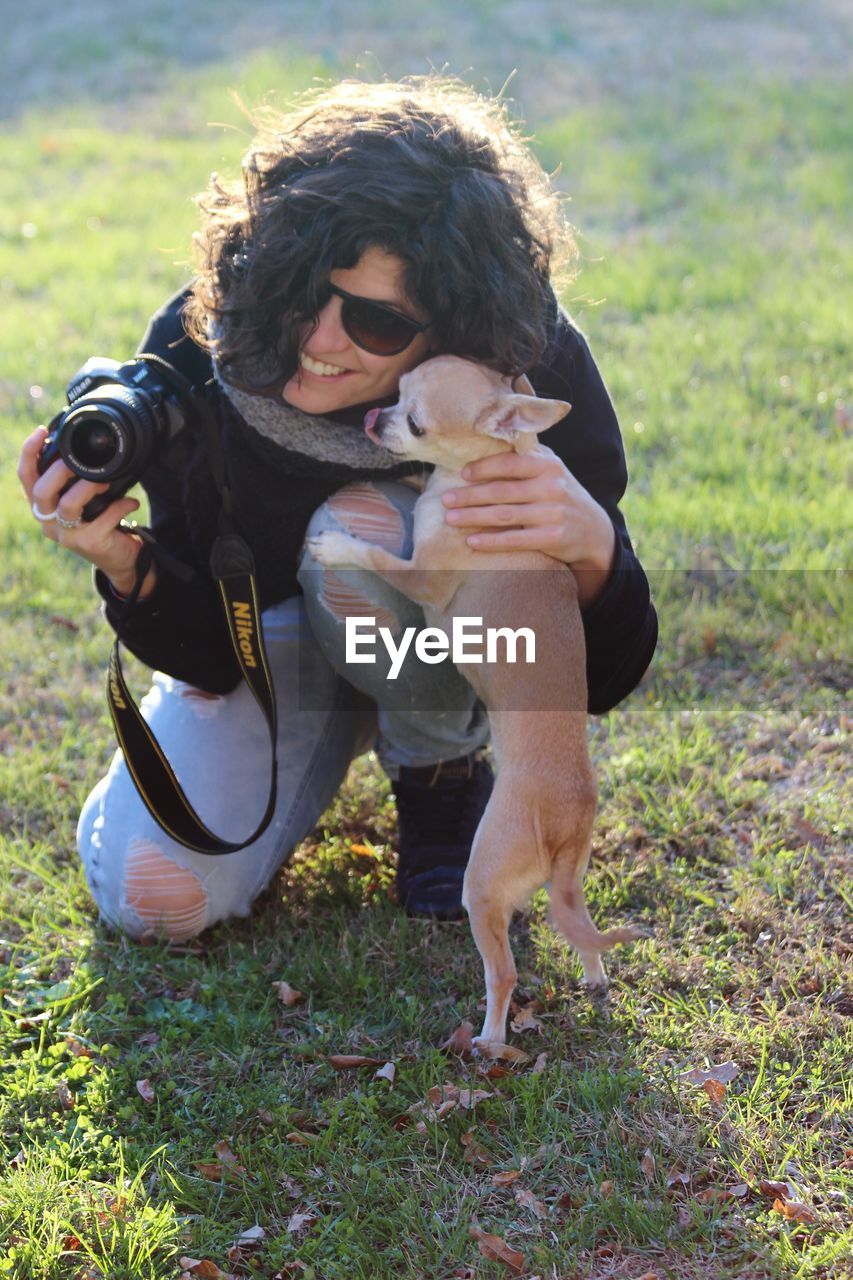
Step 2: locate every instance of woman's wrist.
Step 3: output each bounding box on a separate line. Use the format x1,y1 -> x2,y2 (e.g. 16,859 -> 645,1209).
107,564 -> 158,601
104,536 -> 158,601
568,505 -> 617,609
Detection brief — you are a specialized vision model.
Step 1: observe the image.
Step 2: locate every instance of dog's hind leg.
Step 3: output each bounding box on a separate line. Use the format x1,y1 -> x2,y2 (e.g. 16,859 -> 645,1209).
462,805 -> 547,1049
549,866 -> 642,988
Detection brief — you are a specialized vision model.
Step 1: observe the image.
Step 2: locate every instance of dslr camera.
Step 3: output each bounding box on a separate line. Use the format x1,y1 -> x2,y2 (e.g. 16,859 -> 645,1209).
37,355 -> 191,521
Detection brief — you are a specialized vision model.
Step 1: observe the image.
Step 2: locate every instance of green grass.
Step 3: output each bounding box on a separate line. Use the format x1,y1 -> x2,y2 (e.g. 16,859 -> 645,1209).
1,3 -> 851,1277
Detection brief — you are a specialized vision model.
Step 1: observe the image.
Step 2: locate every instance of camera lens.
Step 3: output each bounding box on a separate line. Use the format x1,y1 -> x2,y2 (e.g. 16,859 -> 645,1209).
72,416 -> 119,468
62,402 -> 129,478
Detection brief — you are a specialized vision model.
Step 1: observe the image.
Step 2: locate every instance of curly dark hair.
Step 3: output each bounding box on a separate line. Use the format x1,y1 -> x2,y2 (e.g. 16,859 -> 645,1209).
184,76 -> 577,388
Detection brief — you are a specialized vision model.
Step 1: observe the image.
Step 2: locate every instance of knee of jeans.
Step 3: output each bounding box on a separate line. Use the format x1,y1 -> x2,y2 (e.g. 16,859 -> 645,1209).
117,838 -> 209,943
176,685 -> 225,718
301,482 -> 409,631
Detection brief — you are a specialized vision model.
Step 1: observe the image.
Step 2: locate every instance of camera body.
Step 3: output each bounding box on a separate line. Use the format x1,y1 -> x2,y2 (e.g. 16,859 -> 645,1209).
37,356 -> 190,521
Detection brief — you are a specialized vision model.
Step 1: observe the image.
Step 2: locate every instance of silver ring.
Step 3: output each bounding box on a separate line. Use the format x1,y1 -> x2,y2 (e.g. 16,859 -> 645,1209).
55,511 -> 83,530
32,500 -> 58,522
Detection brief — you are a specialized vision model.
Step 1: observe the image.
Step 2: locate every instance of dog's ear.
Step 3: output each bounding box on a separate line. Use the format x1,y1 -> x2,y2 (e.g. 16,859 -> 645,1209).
510,373 -> 536,396
477,393 -> 571,441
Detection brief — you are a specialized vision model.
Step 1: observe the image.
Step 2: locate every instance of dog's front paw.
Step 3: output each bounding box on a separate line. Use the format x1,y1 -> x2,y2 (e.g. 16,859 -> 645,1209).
304,531 -> 364,568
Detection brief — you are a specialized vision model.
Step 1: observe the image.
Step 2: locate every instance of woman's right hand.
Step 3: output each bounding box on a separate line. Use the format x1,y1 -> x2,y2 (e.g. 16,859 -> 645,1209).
17,425 -> 157,598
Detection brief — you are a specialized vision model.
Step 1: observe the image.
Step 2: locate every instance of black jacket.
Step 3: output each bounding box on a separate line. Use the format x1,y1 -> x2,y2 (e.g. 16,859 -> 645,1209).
95,289 -> 658,714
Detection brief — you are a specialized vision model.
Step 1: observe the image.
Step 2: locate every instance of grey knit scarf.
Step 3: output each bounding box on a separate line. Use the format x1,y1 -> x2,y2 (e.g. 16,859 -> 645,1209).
213,360 -> 405,471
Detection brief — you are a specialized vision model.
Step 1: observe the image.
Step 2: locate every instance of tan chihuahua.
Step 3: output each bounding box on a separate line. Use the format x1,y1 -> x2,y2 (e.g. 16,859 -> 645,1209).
306,355 -> 640,1048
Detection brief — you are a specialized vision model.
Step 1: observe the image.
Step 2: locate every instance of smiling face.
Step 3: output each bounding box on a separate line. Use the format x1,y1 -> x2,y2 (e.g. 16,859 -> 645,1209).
281,246 -> 433,415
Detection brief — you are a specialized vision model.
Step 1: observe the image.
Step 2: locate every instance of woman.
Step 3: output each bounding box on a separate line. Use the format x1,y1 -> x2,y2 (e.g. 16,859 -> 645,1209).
17,76 -> 657,938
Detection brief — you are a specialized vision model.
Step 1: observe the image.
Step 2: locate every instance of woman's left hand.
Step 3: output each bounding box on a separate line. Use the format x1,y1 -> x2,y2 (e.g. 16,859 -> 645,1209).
441,445 -> 617,606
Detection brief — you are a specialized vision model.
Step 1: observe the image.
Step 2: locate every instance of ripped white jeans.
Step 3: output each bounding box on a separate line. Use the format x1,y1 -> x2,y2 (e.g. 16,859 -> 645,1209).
76,479 -> 489,941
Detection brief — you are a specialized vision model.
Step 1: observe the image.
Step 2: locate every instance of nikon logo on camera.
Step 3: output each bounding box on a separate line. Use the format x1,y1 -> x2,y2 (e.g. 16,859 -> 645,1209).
231,601 -> 258,669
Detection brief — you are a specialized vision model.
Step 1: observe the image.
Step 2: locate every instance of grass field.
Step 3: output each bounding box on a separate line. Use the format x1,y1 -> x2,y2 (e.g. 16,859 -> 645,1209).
1,2 -> 850,1277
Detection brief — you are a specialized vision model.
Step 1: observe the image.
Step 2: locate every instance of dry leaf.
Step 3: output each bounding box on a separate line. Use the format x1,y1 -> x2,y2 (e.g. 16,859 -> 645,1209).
137,1031 -> 160,1046
514,1187 -> 547,1219
666,1170 -> 691,1190
327,1054 -> 384,1070
759,1179 -> 794,1199
272,981 -> 303,1007
285,1131 -> 316,1145
461,1132 -> 494,1166
552,1189 -> 580,1212
213,1140 -> 239,1166
458,1088 -> 493,1110
703,1079 -> 726,1105
531,1052 -> 548,1075
492,1169 -> 522,1187
599,1180 -> 615,1196
478,1062 -> 511,1079
173,980 -> 202,1002
773,1198 -> 818,1224
286,1210 -> 316,1235
350,842 -> 377,856
474,1041 -> 530,1065
792,816 -> 827,851
469,1225 -> 525,1273
196,1144 -> 246,1180
441,1021 -> 475,1057
56,1082 -> 74,1110
65,1038 -> 92,1058
374,1062 -> 396,1084
697,1188 -> 735,1204
509,1001 -> 544,1034
179,1261 -> 235,1280
640,1148 -> 656,1180
413,1084 -> 494,1124
232,1224 -> 265,1247
681,1061 -> 740,1085
136,1079 -> 155,1104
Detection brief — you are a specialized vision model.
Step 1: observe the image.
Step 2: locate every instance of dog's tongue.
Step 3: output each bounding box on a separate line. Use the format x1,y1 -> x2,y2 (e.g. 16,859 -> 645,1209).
361,407 -> 379,442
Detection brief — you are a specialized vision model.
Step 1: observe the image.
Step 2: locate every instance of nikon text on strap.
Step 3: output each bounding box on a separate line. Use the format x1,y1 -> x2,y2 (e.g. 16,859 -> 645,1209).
105,380 -> 279,855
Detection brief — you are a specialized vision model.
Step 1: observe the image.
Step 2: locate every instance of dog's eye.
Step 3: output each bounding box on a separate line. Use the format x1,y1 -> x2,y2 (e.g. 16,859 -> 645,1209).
407,414 -> 425,438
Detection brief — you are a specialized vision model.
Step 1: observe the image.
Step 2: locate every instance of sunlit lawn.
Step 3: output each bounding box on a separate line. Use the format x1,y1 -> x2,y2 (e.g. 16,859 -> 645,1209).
0,5 -> 850,1277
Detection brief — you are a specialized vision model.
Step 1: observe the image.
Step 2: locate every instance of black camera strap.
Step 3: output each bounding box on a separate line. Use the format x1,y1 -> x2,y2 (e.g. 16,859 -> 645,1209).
105,393 -> 279,855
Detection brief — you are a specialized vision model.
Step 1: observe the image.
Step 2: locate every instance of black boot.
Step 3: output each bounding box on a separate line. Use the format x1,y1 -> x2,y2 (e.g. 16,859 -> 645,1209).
391,749 -> 494,919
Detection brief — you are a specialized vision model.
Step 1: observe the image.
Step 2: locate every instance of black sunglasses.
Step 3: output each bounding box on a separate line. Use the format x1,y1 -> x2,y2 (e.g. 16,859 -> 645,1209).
317,283 -> 430,357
